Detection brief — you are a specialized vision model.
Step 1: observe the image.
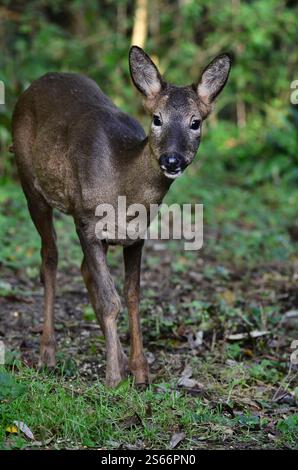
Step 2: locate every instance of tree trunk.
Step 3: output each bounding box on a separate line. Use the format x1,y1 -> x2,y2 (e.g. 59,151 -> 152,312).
131,0 -> 148,48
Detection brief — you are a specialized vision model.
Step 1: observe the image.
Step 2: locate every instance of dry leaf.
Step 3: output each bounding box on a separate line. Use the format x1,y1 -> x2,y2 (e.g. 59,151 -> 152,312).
178,377 -> 204,390
13,421 -> 35,440
188,331 -> 203,348
194,331 -> 203,347
249,330 -> 269,338
180,364 -> 193,379
178,377 -> 198,388
220,289 -> 235,306
227,330 -> 269,341
188,271 -> 203,282
227,333 -> 247,341
178,365 -> 204,390
119,413 -> 143,430
223,427 -> 234,436
29,437 -> 55,447
6,425 -> 18,434
282,310 -> 298,327
170,432 -> 186,449
146,352 -> 155,365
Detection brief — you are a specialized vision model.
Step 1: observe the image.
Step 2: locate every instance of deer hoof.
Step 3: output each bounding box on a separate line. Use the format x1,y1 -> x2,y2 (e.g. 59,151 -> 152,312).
135,382 -> 149,391
132,371 -> 150,387
39,341 -> 56,368
130,356 -> 150,386
105,372 -> 123,388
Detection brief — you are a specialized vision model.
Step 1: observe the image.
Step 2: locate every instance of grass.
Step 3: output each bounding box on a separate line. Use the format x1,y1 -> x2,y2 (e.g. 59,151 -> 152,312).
0,362 -> 297,450
0,136 -> 297,449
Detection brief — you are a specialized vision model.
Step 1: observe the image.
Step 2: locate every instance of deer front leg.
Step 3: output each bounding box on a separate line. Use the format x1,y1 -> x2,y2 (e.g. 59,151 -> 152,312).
77,225 -> 124,387
123,241 -> 149,385
81,254 -> 128,376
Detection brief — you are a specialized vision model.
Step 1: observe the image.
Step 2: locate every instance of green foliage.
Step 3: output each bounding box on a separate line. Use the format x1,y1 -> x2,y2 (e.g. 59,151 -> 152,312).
83,304 -> 96,322
0,365 -> 296,449
277,414 -> 298,443
0,182 -> 82,271
0,369 -> 27,401
248,360 -> 280,383
0,367 -> 202,449
0,0 -> 297,181
226,343 -> 242,360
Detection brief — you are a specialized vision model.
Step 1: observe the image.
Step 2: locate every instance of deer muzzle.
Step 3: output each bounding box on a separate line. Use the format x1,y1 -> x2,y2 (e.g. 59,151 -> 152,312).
159,153 -> 188,179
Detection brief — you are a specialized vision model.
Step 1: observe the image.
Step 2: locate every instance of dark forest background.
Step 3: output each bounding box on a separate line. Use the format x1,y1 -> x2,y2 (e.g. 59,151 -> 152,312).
0,0 -> 297,182
1,0 -> 298,266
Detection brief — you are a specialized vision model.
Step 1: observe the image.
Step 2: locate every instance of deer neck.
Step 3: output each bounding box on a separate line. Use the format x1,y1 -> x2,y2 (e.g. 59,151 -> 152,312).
121,136 -> 173,207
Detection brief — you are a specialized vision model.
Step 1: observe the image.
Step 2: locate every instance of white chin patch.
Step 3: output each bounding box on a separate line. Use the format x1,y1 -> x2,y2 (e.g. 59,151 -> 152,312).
163,170 -> 182,179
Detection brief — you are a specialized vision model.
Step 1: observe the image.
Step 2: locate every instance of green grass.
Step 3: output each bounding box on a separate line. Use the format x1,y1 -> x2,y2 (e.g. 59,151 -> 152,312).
0,363 -> 297,450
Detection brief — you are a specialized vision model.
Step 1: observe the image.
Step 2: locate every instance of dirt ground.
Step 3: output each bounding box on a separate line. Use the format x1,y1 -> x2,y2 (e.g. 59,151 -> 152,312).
1,240 -> 297,380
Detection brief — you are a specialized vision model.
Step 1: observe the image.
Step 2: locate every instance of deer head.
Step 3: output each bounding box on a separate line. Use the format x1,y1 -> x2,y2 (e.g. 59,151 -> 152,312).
129,46 -> 231,179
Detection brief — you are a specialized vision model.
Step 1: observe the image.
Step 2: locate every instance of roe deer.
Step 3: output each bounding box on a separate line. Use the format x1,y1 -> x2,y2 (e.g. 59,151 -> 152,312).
12,47 -> 231,387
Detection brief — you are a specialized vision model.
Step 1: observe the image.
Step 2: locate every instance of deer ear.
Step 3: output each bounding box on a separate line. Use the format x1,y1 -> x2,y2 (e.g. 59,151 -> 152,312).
197,53 -> 231,104
129,46 -> 164,98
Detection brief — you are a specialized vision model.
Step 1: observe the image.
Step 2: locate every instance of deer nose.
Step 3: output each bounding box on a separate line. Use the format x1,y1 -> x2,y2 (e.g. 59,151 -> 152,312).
159,153 -> 186,175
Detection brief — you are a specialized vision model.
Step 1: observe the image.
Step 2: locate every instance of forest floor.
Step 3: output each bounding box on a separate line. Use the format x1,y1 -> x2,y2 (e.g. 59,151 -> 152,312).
0,163 -> 297,449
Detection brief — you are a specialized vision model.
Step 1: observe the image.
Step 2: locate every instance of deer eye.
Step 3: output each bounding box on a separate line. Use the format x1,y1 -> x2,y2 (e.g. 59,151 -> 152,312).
190,119 -> 201,130
153,115 -> 162,126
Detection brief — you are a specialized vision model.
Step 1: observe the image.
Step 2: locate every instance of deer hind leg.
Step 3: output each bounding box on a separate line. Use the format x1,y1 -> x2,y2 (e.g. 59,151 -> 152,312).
81,254 -> 128,377
123,241 -> 149,386
22,184 -> 58,367
77,225 -> 124,387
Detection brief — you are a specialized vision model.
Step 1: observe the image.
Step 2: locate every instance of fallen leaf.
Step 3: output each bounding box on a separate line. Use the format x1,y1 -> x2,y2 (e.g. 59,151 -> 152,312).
227,330 -> 269,341
282,310 -> 298,327
170,432 -> 186,449
243,348 -> 253,357
195,331 -> 203,346
177,377 -> 193,387
223,427 -> 234,435
177,377 -> 205,391
188,271 -> 203,282
146,352 -> 155,365
249,330 -> 270,338
120,440 -> 144,450
119,413 -> 143,430
6,425 -> 18,434
227,333 -> 247,341
178,365 -> 204,390
220,289 -> 235,306
226,359 -> 237,366
283,309 -> 298,318
28,437 -> 54,447
180,364 -> 193,379
188,331 -> 203,348
13,421 -> 35,440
